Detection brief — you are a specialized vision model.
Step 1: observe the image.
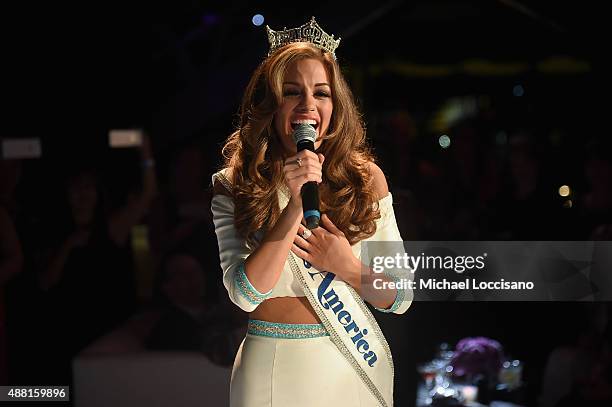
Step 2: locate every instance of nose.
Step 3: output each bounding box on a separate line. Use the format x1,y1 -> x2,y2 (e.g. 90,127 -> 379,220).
296,93 -> 316,112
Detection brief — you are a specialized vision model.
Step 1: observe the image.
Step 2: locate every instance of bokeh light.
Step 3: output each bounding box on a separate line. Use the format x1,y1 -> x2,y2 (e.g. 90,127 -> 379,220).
439,135 -> 451,149
252,14 -> 264,26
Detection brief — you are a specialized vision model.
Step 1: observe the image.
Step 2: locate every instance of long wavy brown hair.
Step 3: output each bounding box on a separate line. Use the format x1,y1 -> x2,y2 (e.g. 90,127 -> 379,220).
220,42 -> 381,247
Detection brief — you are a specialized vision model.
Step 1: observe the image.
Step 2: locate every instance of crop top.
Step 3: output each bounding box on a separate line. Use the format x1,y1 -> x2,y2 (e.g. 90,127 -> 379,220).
211,168 -> 412,315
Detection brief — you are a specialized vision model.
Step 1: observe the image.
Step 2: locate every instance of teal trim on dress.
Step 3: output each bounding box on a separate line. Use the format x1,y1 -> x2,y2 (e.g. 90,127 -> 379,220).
235,262 -> 273,305
373,287 -> 405,313
248,319 -> 329,339
373,271 -> 406,313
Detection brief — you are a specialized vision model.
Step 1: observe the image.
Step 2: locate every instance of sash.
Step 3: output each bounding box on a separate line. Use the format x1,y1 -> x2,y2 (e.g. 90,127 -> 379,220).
277,188 -> 394,407
287,253 -> 395,407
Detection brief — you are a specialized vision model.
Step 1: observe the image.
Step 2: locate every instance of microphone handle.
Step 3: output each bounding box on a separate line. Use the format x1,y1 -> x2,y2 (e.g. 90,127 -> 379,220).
301,181 -> 320,229
297,140 -> 320,229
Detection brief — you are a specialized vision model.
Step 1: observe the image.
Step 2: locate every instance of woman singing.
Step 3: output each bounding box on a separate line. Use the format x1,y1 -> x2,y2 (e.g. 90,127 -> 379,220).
211,17 -> 412,407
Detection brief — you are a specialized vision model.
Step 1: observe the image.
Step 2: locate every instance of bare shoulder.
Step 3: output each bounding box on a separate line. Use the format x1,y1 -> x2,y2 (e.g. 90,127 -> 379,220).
367,161 -> 389,200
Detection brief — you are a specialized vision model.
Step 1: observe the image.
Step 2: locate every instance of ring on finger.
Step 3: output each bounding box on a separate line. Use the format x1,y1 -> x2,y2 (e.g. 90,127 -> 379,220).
301,228 -> 312,240
295,158 -> 303,168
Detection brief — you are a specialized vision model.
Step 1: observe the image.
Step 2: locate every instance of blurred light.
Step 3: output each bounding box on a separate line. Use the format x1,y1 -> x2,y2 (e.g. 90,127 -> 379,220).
513,84 -> 525,97
558,185 -> 571,197
461,386 -> 478,403
503,361 -> 511,368
512,360 -> 520,367
430,96 -> 478,134
252,14 -> 264,26
563,199 -> 573,209
439,135 -> 451,149
446,365 -> 453,373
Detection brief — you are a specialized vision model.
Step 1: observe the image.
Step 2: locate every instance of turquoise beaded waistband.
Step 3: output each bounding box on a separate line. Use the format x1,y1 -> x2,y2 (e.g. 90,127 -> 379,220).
248,319 -> 329,339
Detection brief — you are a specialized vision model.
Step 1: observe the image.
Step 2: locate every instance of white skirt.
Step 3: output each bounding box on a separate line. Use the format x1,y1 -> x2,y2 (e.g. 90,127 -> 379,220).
229,319 -> 382,406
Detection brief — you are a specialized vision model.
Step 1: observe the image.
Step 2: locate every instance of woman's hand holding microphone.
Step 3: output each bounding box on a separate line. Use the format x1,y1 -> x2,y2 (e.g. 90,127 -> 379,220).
282,151 -> 361,286
282,150 -> 324,211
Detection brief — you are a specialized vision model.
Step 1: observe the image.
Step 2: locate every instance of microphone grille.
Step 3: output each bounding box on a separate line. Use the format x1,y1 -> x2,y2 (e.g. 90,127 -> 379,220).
292,124 -> 316,145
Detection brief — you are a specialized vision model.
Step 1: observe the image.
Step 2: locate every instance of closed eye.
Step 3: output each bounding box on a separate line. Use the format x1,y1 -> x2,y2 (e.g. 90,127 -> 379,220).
283,90 -> 330,98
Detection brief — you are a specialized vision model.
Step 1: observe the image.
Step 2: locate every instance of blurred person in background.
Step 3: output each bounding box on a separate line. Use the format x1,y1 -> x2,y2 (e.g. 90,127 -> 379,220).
148,142 -> 223,305
146,252 -> 244,366
540,303 -> 612,407
489,130 -> 560,239
35,133 -> 158,383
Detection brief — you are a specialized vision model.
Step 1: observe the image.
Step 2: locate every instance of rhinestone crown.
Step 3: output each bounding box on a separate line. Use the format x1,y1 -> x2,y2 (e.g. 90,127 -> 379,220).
266,16 -> 341,60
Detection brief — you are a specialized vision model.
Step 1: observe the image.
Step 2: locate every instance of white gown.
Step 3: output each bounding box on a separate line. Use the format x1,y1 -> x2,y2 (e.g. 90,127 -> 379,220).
211,169 -> 412,406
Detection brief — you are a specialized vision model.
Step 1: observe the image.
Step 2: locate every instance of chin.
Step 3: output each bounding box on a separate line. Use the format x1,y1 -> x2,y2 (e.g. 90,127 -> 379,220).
281,141 -> 298,155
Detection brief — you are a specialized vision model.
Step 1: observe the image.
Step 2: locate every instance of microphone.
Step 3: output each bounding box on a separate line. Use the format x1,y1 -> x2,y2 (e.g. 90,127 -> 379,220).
292,123 -> 320,229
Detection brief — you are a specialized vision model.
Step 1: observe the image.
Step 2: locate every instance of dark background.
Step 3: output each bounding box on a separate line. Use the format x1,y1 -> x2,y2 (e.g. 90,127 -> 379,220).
2,1 -> 610,406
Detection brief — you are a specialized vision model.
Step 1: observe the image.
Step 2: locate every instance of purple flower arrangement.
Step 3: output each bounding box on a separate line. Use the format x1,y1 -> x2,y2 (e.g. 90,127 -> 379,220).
451,337 -> 504,381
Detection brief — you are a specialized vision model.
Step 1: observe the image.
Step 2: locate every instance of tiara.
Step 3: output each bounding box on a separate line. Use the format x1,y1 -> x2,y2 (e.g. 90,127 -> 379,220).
265,16 -> 341,60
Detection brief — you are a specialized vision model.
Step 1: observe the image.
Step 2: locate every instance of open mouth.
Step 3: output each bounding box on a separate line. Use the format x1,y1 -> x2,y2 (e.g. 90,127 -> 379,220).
291,119 -> 319,132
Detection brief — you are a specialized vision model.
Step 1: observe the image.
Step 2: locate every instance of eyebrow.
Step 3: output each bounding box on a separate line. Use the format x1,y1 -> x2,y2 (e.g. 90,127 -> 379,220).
283,81 -> 331,88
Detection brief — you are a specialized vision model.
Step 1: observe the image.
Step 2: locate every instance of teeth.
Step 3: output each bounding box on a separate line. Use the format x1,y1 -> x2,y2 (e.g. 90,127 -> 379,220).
291,119 -> 317,125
